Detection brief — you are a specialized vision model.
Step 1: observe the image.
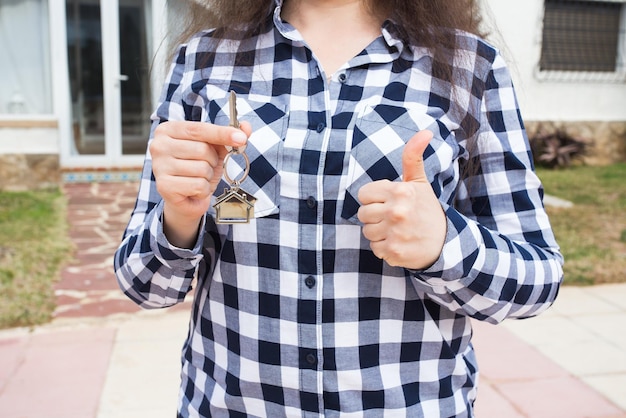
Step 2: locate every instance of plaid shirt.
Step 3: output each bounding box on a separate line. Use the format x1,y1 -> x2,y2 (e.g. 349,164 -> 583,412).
115,3 -> 563,417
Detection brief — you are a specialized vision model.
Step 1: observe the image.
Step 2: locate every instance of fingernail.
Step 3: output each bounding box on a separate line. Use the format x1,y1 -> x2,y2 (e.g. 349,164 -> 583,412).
231,131 -> 247,146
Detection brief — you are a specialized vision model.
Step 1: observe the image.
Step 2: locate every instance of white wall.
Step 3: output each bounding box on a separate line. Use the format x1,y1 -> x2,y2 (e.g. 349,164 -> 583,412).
0,129 -> 58,155
3,0 -> 625,161
0,115 -> 60,156
483,0 -> 626,122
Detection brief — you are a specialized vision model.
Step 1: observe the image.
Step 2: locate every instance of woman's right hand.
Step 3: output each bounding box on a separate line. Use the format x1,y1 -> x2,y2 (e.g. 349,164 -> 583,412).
149,120 -> 252,248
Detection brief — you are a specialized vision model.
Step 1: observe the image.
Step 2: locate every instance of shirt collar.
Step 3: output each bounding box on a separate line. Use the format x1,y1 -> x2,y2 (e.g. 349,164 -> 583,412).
381,20 -> 407,56
272,0 -> 302,43
272,1 -> 407,57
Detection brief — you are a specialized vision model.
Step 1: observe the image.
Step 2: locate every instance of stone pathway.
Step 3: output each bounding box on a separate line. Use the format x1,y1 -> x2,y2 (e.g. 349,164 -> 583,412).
53,182 -> 142,318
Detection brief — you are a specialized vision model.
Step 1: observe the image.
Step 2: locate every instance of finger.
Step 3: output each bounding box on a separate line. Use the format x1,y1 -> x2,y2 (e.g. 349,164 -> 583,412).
357,201 -> 387,225
158,120 -> 248,147
168,139 -> 221,165
238,120 -> 253,138
169,159 -> 217,181
361,222 -> 387,243
402,130 -> 433,183
357,179 -> 394,205
368,240 -> 388,262
156,174 -> 213,201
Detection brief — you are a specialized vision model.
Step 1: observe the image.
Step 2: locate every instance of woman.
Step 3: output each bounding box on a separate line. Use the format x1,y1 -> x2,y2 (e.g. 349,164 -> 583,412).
115,0 -> 563,416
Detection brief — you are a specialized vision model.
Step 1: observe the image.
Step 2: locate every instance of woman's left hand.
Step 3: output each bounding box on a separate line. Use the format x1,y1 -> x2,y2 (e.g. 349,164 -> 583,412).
357,130 -> 447,270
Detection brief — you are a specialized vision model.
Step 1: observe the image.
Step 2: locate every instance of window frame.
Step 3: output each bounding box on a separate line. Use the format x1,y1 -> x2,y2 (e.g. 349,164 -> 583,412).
0,0 -> 54,115
536,0 -> 626,83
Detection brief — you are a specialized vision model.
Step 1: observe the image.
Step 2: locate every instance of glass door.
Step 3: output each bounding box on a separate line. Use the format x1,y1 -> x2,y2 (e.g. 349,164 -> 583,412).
118,0 -> 152,154
65,0 -> 151,163
66,0 -> 105,155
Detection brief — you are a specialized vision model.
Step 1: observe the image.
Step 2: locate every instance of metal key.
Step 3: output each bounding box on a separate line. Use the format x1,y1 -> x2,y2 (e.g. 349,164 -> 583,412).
213,91 -> 256,224
225,90 -> 246,154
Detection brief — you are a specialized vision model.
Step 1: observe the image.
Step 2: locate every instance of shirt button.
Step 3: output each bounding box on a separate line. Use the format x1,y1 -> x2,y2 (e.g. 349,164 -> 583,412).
306,196 -> 317,209
338,73 -> 347,83
306,353 -> 317,365
316,122 -> 326,133
305,276 -> 316,288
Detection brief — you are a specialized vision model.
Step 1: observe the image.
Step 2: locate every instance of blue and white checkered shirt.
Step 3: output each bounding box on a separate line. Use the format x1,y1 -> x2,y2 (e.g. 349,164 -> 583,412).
115,4 -> 563,417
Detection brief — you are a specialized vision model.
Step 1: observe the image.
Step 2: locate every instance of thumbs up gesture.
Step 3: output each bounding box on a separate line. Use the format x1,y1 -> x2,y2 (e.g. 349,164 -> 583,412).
357,130 -> 447,270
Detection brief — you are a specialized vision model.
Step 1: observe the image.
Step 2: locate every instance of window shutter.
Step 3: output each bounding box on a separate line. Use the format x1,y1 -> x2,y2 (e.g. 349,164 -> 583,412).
540,0 -> 622,72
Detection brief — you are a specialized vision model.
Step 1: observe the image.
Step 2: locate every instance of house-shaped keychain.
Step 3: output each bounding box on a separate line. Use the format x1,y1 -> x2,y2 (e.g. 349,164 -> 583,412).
213,185 -> 257,224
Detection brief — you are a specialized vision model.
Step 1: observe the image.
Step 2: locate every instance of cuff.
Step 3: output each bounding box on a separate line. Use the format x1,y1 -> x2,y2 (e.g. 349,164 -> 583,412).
149,201 -> 206,269
411,203 -> 482,284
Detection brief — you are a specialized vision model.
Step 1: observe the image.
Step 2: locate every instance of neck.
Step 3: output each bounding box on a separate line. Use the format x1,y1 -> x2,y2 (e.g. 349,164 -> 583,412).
282,0 -> 383,76
282,0 -> 378,30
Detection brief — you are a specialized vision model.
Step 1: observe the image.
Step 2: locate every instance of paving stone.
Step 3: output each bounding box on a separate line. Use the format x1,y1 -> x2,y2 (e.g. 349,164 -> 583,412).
0,328 -> 116,418
54,183 -> 140,319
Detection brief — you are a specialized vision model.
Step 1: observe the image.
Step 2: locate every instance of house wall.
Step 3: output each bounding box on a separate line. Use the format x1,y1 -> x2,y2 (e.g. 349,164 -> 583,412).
1,1 -> 625,190
483,0 -> 626,164
0,0 -> 61,190
0,118 -> 60,190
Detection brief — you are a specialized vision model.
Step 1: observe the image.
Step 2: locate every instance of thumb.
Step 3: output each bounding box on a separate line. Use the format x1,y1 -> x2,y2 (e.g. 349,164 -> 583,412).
402,130 -> 433,182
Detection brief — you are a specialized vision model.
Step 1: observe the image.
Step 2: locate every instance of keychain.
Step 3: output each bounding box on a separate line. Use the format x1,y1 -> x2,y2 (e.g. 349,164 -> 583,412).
213,91 -> 257,224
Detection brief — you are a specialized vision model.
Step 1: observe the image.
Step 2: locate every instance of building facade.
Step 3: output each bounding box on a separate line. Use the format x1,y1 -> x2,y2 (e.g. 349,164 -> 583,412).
485,0 -> 626,166
0,0 -> 625,189
0,0 -> 180,188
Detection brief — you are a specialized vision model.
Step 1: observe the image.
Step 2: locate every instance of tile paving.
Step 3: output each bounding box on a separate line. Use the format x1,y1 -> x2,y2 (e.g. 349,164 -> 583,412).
0,182 -> 624,417
53,182 -> 142,318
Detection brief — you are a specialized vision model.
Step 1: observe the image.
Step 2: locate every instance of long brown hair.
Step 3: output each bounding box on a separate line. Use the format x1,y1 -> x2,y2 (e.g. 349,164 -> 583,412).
174,0 -> 484,72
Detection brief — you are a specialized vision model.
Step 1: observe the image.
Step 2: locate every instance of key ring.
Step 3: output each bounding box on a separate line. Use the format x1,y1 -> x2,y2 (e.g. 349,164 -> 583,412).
222,150 -> 250,185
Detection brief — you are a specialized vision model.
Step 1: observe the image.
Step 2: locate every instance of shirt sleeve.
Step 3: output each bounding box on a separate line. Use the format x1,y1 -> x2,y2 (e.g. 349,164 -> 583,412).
113,43 -> 215,309
412,50 -> 564,324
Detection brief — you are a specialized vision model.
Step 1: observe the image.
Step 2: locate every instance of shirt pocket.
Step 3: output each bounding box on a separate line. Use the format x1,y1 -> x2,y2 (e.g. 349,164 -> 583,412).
340,104 -> 452,225
208,97 -> 288,218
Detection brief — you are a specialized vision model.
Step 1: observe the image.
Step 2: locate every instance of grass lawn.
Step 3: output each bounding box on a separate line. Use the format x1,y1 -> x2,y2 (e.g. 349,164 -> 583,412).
537,163 -> 626,285
0,189 -> 73,329
0,165 -> 623,328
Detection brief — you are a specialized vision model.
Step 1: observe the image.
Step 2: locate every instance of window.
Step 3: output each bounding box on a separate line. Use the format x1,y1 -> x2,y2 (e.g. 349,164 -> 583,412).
540,0 -> 626,78
0,0 -> 52,114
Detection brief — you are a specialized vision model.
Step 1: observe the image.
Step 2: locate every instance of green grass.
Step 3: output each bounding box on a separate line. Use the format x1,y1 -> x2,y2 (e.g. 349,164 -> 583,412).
537,163 -> 626,286
0,164 -> 623,328
0,189 -> 73,329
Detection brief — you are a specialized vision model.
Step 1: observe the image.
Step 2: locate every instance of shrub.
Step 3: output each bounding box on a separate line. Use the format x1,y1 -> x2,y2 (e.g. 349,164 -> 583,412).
529,128 -> 587,168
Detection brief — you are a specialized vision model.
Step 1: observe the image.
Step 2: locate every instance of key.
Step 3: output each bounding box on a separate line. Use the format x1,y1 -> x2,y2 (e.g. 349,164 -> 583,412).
226,90 -> 246,153
213,91 -> 256,224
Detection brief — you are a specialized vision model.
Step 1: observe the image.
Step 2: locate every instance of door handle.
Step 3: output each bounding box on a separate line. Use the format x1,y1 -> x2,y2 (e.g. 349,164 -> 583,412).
114,74 -> 129,88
